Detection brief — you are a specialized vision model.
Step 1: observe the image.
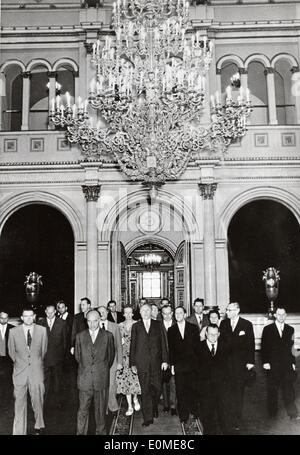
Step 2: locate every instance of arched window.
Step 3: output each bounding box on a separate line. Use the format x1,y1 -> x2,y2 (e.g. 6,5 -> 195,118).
248,61 -> 268,125
29,65 -> 49,131
274,59 -> 296,125
2,64 -> 23,131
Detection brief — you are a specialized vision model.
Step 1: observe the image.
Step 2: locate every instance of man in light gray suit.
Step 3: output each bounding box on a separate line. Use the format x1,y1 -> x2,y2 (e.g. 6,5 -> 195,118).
97,306 -> 123,413
75,310 -> 115,435
8,307 -> 48,435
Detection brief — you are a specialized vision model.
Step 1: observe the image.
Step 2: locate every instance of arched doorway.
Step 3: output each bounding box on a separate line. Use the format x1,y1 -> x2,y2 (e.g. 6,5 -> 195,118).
127,243 -> 174,309
0,204 -> 74,316
228,200 -> 300,313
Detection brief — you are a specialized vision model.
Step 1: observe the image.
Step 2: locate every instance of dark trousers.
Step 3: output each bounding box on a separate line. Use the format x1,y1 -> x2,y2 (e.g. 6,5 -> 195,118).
174,370 -> 198,422
137,367 -> 161,422
44,363 -> 63,403
199,383 -> 229,434
227,369 -> 246,426
162,376 -> 176,410
0,358 -> 13,408
267,372 -> 298,418
77,388 -> 108,435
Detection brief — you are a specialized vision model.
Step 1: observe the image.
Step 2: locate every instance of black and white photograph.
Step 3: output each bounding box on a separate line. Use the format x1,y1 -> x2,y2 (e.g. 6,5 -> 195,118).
0,0 -> 300,445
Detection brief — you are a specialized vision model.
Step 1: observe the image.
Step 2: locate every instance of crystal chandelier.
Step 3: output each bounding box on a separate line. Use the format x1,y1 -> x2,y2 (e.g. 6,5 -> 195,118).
49,0 -> 251,187
137,253 -> 162,268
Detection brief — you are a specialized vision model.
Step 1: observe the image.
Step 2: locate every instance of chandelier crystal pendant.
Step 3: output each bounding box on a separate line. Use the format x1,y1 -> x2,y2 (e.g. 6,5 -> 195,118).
49,0 -> 251,186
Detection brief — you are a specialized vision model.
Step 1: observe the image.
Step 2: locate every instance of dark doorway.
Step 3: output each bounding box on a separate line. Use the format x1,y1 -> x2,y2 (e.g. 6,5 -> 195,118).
228,200 -> 300,313
0,204 -> 74,317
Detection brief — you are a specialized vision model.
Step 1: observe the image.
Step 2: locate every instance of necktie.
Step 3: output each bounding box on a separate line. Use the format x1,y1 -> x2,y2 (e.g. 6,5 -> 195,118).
145,320 -> 150,333
27,329 -> 32,348
198,317 -> 202,329
101,323 -> 105,330
279,324 -> 283,337
91,332 -> 96,343
231,320 -> 235,332
49,320 -> 53,331
211,344 -> 215,356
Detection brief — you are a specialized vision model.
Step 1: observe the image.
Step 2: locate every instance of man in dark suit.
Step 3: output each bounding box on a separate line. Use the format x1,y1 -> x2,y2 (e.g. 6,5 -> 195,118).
130,303 -> 168,426
107,300 -> 125,324
219,302 -> 255,430
186,298 -> 209,334
198,324 -> 230,434
71,297 -> 91,354
261,307 -> 299,421
75,310 -> 115,435
56,300 -> 75,384
168,306 -> 200,423
0,309 -> 14,410
38,304 -> 67,403
160,304 -> 177,415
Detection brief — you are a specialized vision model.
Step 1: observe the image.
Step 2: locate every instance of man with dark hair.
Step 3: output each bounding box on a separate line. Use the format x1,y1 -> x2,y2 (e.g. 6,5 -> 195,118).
75,309 -> 115,435
0,309 -> 14,410
107,300 -> 125,324
161,305 -> 177,415
130,303 -> 168,426
219,302 -> 255,430
187,298 -> 209,334
261,307 -> 300,421
198,324 -> 230,434
71,297 -> 91,354
38,304 -> 67,404
168,306 -> 200,424
8,307 -> 48,435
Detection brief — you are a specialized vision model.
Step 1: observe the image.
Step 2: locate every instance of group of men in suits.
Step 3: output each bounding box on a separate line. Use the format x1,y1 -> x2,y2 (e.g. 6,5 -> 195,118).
2,296 -> 299,435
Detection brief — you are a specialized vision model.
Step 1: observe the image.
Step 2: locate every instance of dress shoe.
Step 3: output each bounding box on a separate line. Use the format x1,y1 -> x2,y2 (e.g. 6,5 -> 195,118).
125,406 -> 133,416
133,398 -> 140,412
33,429 -> 43,435
163,407 -> 170,413
171,408 -> 177,416
142,419 -> 153,427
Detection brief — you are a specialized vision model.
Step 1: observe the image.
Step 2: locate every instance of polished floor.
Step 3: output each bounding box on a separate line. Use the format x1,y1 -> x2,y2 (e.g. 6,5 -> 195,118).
0,353 -> 300,435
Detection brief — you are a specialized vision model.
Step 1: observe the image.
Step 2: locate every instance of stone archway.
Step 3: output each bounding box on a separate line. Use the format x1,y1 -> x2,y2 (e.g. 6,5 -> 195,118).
228,200 -> 300,313
0,204 -> 74,316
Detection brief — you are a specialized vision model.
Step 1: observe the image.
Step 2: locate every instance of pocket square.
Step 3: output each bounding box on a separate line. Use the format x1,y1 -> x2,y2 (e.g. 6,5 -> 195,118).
239,330 -> 245,336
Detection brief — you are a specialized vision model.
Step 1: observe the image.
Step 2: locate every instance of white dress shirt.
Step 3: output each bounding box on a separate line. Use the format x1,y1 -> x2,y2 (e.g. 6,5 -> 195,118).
177,321 -> 186,339
0,324 -> 7,339
100,320 -> 108,330
163,320 -> 172,331
206,340 -> 218,354
143,319 -> 151,333
275,321 -> 284,337
61,312 -> 69,321
89,327 -> 99,343
231,316 -> 239,332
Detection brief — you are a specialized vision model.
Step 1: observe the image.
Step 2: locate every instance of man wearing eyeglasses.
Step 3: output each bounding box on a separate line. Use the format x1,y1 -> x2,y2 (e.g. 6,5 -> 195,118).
219,302 -> 255,431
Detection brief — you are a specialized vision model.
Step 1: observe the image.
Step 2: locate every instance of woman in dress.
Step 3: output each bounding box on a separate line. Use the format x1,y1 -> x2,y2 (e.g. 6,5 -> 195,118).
116,306 -> 141,416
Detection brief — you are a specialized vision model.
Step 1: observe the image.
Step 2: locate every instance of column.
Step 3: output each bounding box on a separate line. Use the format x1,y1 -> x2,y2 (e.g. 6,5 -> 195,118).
239,67 -> 248,92
264,67 -> 278,125
0,72 -> 5,131
291,66 -> 300,124
85,42 -> 93,95
21,71 -> 31,131
216,67 -> 222,95
199,183 -> 218,310
82,184 -> 101,307
74,70 -> 80,100
47,71 -> 56,130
